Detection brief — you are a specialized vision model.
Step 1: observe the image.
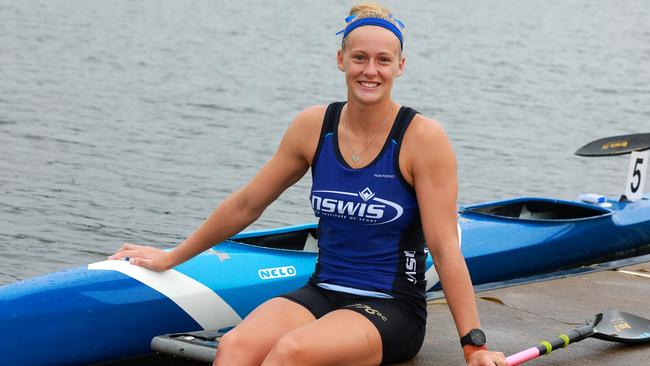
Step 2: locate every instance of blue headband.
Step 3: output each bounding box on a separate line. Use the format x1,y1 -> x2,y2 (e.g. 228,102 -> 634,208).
336,16 -> 405,50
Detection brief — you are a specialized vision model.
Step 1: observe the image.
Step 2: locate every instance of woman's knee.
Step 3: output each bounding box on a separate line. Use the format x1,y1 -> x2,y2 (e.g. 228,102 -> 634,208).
215,329 -> 262,365
265,333 -> 307,365
219,328 -> 256,353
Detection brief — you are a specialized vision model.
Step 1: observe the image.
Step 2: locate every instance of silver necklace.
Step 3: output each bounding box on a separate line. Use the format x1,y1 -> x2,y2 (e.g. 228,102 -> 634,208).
341,104 -> 394,164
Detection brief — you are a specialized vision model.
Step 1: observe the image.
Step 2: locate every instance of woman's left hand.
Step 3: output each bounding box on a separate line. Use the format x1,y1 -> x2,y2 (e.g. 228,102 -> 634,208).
109,243 -> 174,272
466,350 -> 508,366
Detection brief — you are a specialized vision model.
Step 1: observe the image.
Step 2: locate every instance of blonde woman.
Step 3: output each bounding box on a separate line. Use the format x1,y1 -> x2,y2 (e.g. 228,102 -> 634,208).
111,3 -> 507,365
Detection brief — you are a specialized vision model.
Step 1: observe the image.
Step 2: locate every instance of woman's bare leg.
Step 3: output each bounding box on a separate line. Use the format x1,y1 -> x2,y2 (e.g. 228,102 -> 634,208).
262,309 -> 383,366
213,297 -> 316,366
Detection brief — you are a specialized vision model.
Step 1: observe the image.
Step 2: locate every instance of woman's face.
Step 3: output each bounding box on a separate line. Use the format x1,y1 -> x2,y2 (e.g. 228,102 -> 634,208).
337,25 -> 405,106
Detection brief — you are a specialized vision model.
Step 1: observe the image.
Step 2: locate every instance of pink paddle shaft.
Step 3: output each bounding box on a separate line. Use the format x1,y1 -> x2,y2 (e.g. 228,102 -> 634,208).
506,347 -> 541,366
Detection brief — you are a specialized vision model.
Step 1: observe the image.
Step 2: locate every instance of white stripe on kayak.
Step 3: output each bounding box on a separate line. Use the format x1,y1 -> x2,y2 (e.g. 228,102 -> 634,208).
88,260 -> 242,329
425,223 -> 462,291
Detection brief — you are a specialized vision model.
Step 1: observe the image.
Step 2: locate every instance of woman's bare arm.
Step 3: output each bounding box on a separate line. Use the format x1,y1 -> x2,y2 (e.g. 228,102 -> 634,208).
110,106 -> 325,271
404,116 -> 505,365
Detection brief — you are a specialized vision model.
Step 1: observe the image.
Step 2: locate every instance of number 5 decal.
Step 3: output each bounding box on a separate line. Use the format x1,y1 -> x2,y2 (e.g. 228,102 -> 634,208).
631,158 -> 643,193
625,150 -> 649,201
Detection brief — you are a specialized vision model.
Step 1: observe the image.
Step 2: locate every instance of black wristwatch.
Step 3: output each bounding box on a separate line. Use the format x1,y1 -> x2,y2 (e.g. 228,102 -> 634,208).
460,329 -> 487,347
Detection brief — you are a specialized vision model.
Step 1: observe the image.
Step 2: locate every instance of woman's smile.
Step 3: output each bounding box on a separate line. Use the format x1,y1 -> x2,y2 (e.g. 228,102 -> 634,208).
358,80 -> 381,89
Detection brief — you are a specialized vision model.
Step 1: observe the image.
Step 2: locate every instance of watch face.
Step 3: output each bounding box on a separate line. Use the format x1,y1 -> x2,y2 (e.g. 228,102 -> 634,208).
470,329 -> 486,346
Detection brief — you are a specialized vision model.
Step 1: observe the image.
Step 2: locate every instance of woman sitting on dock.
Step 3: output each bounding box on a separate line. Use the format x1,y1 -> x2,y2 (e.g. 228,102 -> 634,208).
111,2 -> 507,365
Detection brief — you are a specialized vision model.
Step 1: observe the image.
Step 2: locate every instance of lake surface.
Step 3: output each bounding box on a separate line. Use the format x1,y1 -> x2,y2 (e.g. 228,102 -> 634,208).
1,0 -> 649,284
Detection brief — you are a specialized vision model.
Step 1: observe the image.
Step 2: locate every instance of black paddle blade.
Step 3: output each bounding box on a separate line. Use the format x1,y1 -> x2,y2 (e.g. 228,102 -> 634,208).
592,310 -> 650,344
575,133 -> 650,156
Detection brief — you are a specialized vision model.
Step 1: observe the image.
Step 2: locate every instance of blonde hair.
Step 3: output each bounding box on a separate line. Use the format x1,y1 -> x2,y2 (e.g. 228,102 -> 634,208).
341,2 -> 404,53
350,2 -> 392,20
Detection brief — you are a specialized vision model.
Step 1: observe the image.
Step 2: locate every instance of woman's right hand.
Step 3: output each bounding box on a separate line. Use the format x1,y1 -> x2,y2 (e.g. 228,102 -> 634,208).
109,243 -> 174,272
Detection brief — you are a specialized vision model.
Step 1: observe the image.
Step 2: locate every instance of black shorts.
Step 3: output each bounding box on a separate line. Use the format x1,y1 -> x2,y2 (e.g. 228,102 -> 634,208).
279,284 -> 426,365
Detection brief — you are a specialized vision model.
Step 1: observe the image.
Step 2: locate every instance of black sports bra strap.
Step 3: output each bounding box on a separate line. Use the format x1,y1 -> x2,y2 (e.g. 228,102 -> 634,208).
322,102 -> 346,135
391,106 -> 419,143
391,106 -> 420,192
312,102 -> 346,172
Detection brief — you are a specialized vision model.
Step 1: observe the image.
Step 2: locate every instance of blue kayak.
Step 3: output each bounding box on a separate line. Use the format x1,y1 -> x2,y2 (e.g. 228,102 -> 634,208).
1,194 -> 650,365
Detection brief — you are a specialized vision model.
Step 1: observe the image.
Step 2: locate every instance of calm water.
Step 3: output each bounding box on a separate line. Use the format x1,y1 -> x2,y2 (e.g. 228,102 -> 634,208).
1,0 -> 649,284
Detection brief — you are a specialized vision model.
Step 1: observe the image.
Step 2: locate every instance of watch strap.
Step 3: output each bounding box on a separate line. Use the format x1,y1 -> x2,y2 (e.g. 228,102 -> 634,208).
460,328 -> 487,347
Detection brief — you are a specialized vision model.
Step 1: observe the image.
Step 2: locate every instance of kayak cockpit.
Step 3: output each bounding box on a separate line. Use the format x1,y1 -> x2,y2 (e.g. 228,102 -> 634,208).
460,197 -> 612,221
229,224 -> 319,252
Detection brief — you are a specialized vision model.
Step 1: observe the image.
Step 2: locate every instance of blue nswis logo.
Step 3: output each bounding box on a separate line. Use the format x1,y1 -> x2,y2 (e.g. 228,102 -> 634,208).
310,187 -> 404,225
